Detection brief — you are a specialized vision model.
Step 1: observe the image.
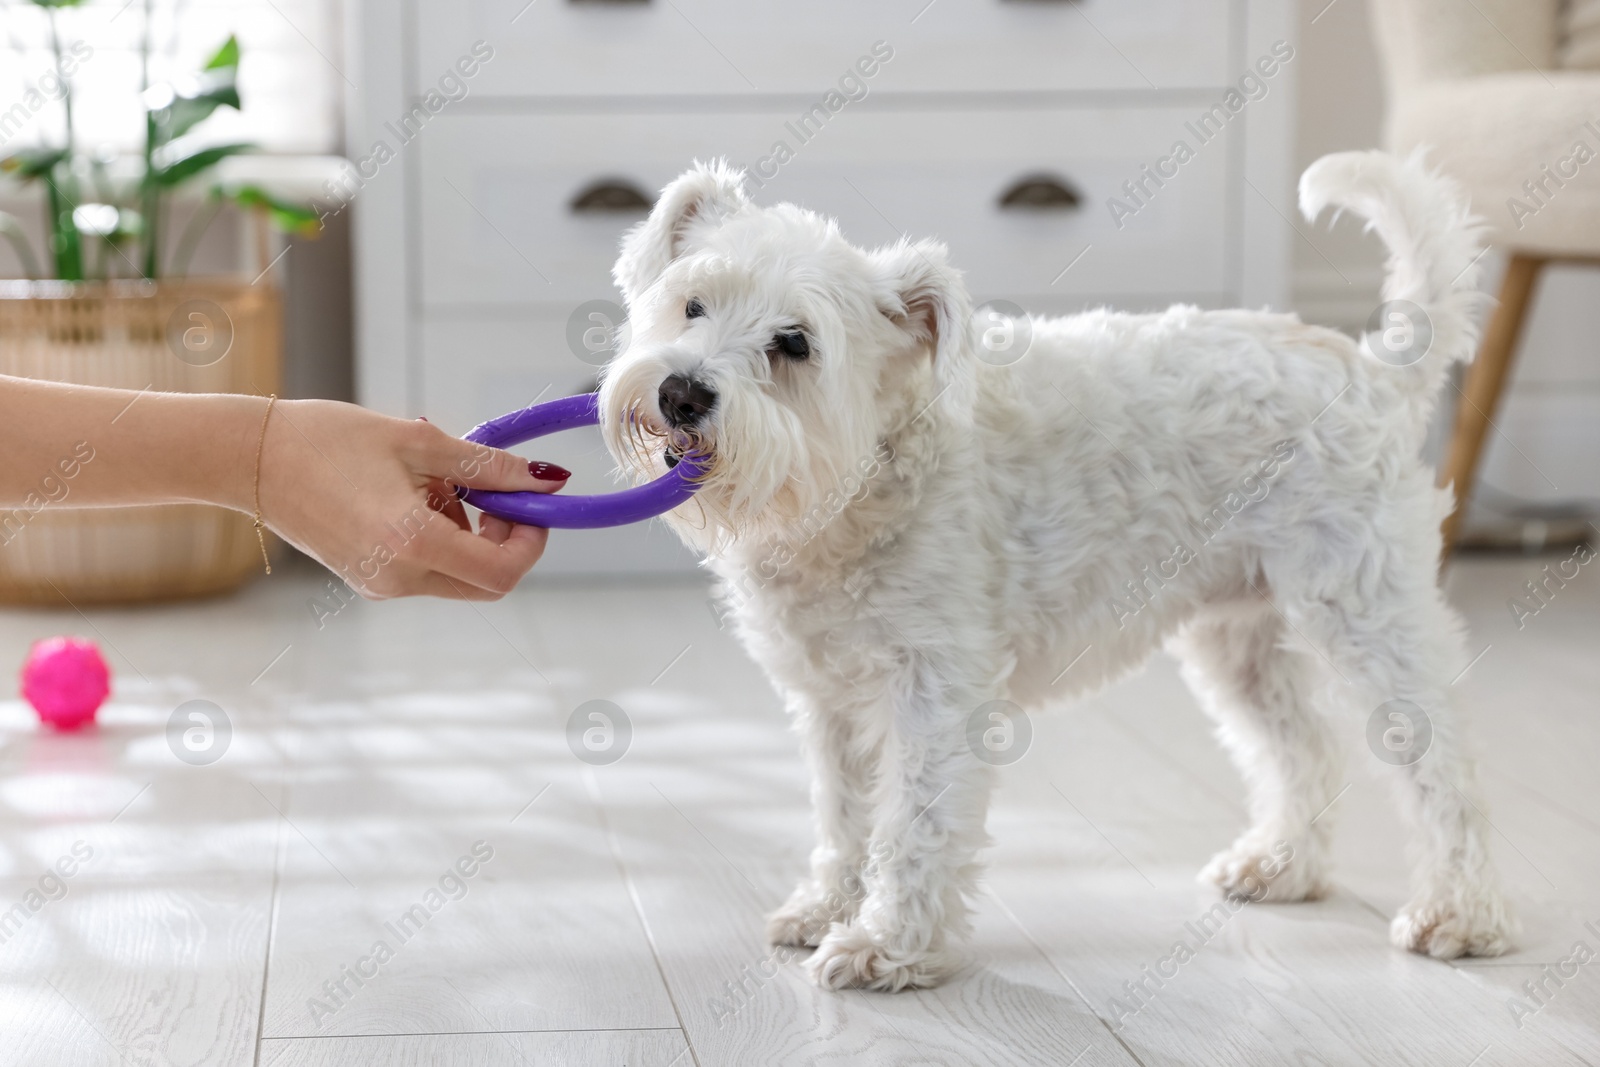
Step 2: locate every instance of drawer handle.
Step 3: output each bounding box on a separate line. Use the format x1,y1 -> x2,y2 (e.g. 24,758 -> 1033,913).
998,175 -> 1082,211
570,179 -> 655,214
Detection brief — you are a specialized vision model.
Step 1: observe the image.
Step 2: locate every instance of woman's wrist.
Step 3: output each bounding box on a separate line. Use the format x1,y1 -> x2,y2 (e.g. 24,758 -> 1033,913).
139,390 -> 270,514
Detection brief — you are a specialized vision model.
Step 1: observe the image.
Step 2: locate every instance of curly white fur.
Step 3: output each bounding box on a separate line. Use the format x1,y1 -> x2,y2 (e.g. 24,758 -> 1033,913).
600,150 -> 1515,991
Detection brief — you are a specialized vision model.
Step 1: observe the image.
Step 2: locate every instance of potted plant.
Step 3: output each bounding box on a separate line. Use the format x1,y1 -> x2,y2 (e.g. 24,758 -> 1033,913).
0,0 -> 317,604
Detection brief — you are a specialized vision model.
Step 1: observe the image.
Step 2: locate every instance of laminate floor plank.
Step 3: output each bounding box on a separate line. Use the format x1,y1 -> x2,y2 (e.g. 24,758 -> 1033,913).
257,1027 -> 690,1067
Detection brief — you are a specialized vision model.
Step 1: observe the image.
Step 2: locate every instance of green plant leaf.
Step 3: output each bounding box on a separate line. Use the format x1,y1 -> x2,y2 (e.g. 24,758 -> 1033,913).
0,148 -> 69,181
44,181 -> 83,281
229,185 -> 323,236
29,0 -> 89,8
157,77 -> 242,143
150,142 -> 254,187
204,35 -> 240,72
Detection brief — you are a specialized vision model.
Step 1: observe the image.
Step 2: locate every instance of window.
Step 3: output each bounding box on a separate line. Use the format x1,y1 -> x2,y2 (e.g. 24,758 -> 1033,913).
1,0 -> 343,156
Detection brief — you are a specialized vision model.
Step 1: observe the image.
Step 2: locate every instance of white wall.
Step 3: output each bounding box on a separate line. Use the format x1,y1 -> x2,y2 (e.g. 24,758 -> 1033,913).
1289,0 -> 1387,329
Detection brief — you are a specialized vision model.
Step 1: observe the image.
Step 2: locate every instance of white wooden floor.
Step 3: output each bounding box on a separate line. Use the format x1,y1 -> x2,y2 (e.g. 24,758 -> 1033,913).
0,554 -> 1596,1066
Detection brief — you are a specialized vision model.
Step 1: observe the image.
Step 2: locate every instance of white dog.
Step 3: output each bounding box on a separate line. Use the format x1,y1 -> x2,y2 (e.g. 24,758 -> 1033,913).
599,150 -> 1515,991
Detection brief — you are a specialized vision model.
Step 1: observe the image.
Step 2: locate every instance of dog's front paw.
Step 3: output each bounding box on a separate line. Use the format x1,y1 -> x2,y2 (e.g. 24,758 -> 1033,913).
1200,837 -> 1329,902
805,925 -> 950,992
1391,891 -> 1516,959
766,903 -> 831,948
767,882 -> 862,948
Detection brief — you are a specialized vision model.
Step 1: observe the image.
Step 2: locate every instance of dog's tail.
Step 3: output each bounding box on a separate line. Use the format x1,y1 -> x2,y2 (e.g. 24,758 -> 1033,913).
1298,149 -> 1486,400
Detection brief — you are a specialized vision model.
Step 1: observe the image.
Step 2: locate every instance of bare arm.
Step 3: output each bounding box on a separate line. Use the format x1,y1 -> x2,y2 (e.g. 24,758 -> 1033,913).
0,375 -> 566,600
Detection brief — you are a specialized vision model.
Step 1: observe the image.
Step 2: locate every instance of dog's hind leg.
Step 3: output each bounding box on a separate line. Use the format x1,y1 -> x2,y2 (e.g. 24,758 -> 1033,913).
1170,602 -> 1341,902
1282,562 -> 1514,959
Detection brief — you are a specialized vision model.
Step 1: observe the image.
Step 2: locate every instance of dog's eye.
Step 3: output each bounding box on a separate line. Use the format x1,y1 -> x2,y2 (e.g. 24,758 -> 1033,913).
685,298 -> 706,319
768,331 -> 810,361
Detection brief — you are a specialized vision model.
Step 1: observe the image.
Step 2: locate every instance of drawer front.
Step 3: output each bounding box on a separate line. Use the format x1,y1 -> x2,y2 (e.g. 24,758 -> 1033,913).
416,0 -> 1231,98
416,107 -> 1233,309
417,313 -> 699,574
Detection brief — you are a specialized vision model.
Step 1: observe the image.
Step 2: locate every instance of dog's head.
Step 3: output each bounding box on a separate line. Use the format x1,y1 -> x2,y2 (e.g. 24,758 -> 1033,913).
599,160 -> 973,553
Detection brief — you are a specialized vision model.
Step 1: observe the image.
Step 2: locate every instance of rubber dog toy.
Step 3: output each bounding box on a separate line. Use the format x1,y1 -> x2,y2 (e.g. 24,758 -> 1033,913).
21,636 -> 110,731
459,392 -> 707,529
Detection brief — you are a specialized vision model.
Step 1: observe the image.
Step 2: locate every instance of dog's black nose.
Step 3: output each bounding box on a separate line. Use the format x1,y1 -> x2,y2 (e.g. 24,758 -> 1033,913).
658,374 -> 717,428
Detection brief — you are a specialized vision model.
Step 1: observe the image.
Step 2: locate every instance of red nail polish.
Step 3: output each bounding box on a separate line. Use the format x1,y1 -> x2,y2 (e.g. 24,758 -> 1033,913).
417,416 -> 429,422
529,461 -> 571,481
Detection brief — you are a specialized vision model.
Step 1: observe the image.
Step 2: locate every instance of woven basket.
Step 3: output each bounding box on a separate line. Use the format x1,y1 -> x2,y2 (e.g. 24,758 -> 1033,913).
0,280 -> 282,605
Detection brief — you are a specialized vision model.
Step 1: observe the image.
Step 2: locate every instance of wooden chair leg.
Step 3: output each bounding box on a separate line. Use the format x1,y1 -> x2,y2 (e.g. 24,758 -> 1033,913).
1438,253 -> 1546,558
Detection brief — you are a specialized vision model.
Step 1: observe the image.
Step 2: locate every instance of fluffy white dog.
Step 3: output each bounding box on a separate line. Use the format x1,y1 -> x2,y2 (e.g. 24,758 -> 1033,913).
599,150 -> 1515,991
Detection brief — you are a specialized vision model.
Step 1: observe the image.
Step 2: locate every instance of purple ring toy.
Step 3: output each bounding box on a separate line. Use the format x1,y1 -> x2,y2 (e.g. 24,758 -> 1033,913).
459,392 -> 707,529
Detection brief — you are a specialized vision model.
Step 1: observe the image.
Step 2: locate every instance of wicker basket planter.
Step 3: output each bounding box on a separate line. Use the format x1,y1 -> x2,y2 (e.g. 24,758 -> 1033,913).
0,279 -> 281,605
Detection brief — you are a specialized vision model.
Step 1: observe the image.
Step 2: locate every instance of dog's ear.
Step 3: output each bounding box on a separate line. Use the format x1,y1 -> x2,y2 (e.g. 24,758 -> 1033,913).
876,239 -> 972,422
872,239 -> 971,365
872,239 -> 976,422
613,160 -> 749,307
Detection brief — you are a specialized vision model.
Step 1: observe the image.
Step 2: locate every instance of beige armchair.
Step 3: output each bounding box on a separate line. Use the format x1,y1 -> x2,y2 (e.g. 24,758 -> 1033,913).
1368,0 -> 1600,551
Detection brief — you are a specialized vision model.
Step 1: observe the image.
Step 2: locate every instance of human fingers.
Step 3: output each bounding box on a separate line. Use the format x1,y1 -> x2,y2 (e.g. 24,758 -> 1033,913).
409,515 -> 548,595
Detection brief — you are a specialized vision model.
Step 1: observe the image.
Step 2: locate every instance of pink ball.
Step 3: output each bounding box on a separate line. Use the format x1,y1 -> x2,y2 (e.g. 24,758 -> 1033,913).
21,636 -> 110,731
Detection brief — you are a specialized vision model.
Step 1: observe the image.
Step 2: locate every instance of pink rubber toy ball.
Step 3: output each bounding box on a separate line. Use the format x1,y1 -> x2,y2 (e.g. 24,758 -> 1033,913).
21,636 -> 110,731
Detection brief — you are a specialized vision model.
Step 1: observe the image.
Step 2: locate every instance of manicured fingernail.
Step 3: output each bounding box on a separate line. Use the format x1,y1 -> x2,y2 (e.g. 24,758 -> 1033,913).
417,416 -> 429,422
529,461 -> 571,481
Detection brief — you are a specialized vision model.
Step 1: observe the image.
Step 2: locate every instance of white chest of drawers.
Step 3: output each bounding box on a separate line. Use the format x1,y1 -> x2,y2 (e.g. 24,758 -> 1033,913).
348,0 -> 1296,574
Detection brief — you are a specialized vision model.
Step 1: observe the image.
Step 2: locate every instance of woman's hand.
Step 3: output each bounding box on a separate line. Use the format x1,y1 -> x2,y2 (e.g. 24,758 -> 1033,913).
258,399 -> 567,600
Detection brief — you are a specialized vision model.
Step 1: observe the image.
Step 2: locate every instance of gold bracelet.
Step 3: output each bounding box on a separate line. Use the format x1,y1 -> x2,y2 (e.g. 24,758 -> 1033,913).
253,394 -> 277,576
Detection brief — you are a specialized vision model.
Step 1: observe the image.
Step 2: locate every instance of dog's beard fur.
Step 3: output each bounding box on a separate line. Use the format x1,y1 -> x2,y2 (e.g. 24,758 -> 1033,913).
600,348 -> 814,554
600,348 -> 910,557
